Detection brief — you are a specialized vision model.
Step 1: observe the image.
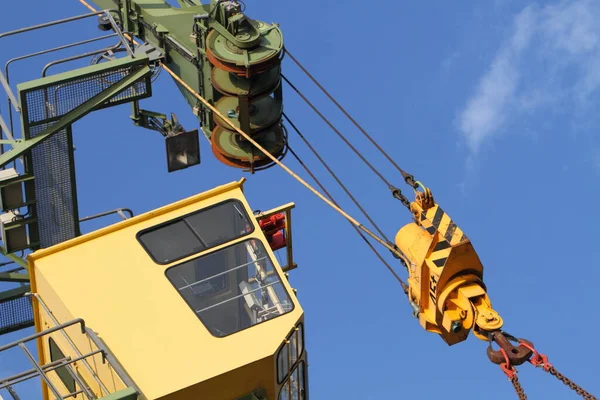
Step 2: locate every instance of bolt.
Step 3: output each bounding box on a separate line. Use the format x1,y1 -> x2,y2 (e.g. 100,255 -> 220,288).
227,110 -> 239,118
483,313 -> 496,322
451,321 -> 462,333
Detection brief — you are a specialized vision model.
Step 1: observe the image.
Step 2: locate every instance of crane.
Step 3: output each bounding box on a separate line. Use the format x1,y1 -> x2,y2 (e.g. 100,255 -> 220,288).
0,1 -> 597,399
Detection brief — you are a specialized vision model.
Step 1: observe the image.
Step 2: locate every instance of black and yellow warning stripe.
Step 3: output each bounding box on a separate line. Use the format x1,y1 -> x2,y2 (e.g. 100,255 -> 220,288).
418,205 -> 469,270
419,205 -> 468,246
430,243 -> 452,269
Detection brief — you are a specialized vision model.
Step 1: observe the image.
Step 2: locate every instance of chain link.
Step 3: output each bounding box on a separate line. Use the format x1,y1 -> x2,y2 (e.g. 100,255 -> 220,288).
510,376 -> 528,400
547,366 -> 598,400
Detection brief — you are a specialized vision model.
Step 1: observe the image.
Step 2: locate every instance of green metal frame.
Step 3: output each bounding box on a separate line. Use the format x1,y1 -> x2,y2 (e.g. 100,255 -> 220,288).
0,57 -> 152,169
0,271 -> 29,282
0,285 -> 29,302
0,55 -> 153,336
0,244 -> 28,268
0,285 -> 34,335
99,387 -> 138,400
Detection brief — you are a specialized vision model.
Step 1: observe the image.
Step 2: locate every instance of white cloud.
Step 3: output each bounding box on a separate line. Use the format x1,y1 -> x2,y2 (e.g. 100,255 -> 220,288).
457,0 -> 600,154
458,6 -> 536,153
540,0 -> 599,55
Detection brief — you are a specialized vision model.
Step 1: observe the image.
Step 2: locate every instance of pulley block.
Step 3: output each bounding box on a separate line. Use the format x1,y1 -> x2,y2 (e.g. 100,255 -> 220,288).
213,95 -> 282,134
211,65 -> 281,99
205,23 -> 283,77
210,123 -> 286,170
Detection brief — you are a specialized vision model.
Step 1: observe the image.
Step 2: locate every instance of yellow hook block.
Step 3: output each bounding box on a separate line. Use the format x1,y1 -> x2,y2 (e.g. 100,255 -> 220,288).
395,192 -> 503,345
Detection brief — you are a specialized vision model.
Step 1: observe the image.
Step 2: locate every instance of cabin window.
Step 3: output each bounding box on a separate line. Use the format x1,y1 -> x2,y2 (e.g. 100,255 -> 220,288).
138,199 -> 253,264
166,238 -> 294,337
48,337 -> 76,394
278,361 -> 307,400
277,324 -> 304,383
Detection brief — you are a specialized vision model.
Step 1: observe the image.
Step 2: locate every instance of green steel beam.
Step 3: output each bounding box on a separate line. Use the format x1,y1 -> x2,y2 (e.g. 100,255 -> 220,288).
0,272 -> 29,282
0,285 -> 29,302
0,65 -> 151,169
91,0 -> 213,132
98,387 -> 138,400
0,173 -> 34,188
0,244 -> 28,269
16,56 -> 149,93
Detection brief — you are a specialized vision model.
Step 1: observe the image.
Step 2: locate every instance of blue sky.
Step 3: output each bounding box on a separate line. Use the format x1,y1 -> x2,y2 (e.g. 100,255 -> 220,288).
1,0 -> 600,399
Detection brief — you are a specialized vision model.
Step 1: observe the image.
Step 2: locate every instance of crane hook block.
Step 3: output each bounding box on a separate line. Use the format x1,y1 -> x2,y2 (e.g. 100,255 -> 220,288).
395,192 -> 503,345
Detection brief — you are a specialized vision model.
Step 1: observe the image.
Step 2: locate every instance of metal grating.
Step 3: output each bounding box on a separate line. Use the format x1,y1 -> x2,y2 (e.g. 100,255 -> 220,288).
19,60 -> 151,249
0,291 -> 34,335
24,64 -> 149,126
29,125 -> 78,248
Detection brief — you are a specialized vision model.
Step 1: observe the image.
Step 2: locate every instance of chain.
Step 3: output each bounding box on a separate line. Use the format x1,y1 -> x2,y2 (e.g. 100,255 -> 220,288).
546,366 -> 598,400
489,335 -> 598,400
510,375 -> 527,400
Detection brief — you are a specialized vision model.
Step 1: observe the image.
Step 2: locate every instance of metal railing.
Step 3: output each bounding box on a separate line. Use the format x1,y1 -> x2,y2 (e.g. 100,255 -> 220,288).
0,8 -> 130,139
0,293 -> 140,400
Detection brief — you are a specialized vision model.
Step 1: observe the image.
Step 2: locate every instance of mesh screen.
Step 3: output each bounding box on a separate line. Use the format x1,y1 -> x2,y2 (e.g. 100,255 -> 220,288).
29,125 -> 78,247
0,292 -> 34,335
21,63 -> 149,248
24,64 -> 149,125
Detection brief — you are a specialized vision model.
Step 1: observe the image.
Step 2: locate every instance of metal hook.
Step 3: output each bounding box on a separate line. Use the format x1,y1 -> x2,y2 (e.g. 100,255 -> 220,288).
487,331 -> 534,366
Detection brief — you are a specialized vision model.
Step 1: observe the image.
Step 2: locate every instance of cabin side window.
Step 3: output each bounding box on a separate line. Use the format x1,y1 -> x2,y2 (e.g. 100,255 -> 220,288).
277,324 -> 304,383
166,239 -> 294,337
137,199 -> 253,264
278,361 -> 307,400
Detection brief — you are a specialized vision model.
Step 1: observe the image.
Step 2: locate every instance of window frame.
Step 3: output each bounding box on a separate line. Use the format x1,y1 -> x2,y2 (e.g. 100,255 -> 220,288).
278,360 -> 308,400
164,237 -> 295,338
137,199 -> 255,265
276,323 -> 305,383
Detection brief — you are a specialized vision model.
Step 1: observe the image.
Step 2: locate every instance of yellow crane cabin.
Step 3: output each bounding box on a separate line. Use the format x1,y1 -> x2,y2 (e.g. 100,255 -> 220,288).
26,179 -> 306,400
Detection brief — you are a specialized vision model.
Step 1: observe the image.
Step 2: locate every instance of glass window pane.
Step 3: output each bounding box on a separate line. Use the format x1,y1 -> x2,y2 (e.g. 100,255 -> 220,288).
289,331 -> 298,366
138,200 -> 253,264
279,381 -> 290,400
279,362 -> 307,400
166,239 -> 293,337
299,363 -> 306,400
277,324 -> 305,383
139,220 -> 203,264
291,364 -> 299,400
184,201 -> 253,248
277,343 -> 289,382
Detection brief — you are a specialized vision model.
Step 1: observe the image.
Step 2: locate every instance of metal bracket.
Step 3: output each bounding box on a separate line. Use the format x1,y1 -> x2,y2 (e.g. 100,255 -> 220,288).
254,202 -> 297,272
134,42 -> 165,63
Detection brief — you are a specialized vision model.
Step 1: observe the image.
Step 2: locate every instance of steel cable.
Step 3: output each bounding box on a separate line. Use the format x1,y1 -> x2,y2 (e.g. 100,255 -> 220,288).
281,75 -> 392,188
284,49 -> 417,187
283,113 -> 393,247
287,145 -> 408,293
77,0 -> 408,262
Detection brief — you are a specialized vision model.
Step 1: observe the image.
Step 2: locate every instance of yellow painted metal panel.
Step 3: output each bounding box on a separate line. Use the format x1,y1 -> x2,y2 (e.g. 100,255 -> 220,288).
29,180 -> 303,400
34,270 -> 128,400
28,179 -> 247,262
